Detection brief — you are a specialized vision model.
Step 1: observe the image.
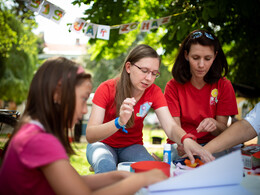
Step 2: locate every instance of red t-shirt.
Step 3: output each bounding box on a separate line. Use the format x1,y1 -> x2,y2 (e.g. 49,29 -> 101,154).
93,79 -> 168,148
164,78 -> 238,144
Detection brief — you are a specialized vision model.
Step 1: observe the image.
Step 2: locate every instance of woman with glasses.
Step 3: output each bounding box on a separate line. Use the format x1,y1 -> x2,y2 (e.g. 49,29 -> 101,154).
86,44 -> 214,174
164,30 -> 238,161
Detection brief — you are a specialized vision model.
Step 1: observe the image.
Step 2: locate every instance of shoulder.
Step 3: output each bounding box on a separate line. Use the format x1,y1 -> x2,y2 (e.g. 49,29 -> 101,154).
95,79 -> 117,95
217,77 -> 232,85
216,77 -> 234,90
93,79 -> 117,106
165,78 -> 185,92
166,78 -> 181,88
16,123 -> 62,147
166,78 -> 179,85
13,123 -> 67,157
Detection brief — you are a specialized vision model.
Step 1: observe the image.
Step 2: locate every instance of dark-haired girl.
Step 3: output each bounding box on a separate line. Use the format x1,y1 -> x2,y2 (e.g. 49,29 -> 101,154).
164,30 -> 238,160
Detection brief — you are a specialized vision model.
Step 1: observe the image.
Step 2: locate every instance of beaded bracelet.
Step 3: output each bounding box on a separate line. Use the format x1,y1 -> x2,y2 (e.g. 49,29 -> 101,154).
115,117 -> 128,133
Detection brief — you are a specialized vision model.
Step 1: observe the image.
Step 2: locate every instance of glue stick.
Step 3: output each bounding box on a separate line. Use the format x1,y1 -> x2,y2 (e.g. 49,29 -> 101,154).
163,143 -> 171,165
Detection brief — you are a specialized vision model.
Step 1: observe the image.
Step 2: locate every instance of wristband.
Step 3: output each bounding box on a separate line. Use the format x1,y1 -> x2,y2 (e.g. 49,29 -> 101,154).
181,133 -> 197,144
115,117 -> 128,133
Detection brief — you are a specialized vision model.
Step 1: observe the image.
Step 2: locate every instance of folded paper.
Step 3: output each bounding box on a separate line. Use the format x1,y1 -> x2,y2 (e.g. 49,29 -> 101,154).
148,150 -> 244,192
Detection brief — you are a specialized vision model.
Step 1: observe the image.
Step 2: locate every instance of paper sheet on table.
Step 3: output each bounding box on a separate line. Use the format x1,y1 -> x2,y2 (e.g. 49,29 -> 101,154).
146,185 -> 251,195
148,150 -> 244,192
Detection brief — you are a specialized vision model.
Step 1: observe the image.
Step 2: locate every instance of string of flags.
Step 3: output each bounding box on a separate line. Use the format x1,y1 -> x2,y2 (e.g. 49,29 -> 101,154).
26,0 -> 187,41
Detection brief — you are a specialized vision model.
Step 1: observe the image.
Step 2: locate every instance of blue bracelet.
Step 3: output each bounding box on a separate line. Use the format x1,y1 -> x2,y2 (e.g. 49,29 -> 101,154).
115,117 -> 128,133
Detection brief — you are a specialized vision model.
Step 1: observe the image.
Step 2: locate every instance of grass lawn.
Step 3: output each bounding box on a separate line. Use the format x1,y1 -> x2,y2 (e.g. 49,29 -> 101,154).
70,128 -> 167,175
70,142 -> 92,175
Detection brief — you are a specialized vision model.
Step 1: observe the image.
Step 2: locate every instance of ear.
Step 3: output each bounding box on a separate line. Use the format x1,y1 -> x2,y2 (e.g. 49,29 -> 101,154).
125,61 -> 131,74
184,50 -> 189,61
53,81 -> 62,104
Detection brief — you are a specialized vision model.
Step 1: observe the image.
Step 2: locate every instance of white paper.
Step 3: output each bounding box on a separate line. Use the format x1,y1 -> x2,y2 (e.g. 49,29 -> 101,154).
71,18 -> 86,33
27,0 -> 45,13
148,150 -> 244,192
39,1 -> 54,19
147,185 -> 251,195
85,23 -> 98,38
96,25 -> 110,40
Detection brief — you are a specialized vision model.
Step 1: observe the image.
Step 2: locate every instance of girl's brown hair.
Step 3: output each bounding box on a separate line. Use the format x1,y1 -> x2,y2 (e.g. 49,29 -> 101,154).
115,44 -> 160,128
7,57 -> 91,155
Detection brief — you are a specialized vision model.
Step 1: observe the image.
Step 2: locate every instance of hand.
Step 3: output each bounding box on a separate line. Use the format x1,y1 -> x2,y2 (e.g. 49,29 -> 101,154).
152,153 -> 162,161
119,97 -> 136,125
182,138 -> 215,163
196,118 -> 217,133
176,144 -> 185,157
138,169 -> 168,186
116,170 -> 134,179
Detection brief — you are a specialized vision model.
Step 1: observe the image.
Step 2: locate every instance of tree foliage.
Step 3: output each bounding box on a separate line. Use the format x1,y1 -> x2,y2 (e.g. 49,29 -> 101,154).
0,0 -> 41,104
73,0 -> 260,99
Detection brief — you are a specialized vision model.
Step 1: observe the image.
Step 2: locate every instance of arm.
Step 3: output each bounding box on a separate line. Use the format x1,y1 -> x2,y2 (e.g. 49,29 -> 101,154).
196,115 -> 229,136
173,116 -> 181,126
81,171 -> 133,190
204,119 -> 257,154
155,107 -> 215,163
42,159 -> 91,195
86,104 -> 118,143
86,98 -> 136,143
42,159 -> 167,195
87,169 -> 167,195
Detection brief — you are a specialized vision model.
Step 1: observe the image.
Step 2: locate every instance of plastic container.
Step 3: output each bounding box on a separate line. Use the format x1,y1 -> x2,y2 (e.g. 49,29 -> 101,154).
163,143 -> 172,165
117,162 -> 135,172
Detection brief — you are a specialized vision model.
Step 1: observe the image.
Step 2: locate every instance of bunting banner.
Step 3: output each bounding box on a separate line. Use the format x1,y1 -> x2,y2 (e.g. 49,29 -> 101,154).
26,0 -> 186,41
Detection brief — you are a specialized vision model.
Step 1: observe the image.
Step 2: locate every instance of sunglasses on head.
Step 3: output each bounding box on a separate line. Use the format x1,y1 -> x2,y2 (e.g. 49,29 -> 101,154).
191,31 -> 214,40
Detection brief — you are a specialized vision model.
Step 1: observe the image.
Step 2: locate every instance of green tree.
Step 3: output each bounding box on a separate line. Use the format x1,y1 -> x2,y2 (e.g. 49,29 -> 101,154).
0,0 -> 40,104
74,0 -> 260,99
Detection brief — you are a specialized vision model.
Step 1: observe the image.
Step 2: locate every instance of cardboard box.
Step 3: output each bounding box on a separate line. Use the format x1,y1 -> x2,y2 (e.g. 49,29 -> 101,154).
241,144 -> 260,169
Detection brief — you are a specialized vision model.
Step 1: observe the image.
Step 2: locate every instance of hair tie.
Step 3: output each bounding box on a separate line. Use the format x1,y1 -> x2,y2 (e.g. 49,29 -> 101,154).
77,66 -> 85,74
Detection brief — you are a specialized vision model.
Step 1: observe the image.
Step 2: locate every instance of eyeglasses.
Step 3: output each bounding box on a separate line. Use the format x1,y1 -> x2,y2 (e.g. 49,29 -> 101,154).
132,64 -> 160,78
191,31 -> 214,40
